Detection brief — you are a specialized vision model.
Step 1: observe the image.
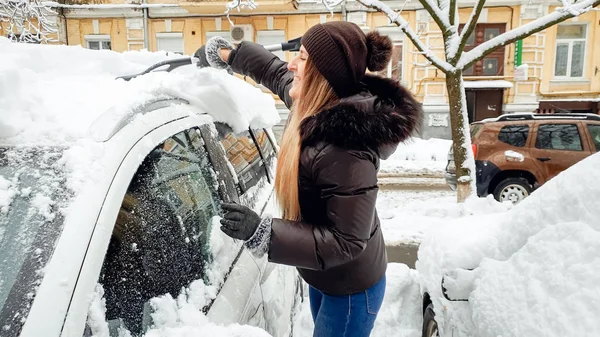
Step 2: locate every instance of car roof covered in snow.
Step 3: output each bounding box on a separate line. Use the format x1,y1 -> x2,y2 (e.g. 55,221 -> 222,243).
0,38 -> 280,147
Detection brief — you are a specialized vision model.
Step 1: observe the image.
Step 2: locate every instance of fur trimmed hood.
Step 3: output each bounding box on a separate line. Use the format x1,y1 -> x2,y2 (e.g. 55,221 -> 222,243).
299,74 -> 423,159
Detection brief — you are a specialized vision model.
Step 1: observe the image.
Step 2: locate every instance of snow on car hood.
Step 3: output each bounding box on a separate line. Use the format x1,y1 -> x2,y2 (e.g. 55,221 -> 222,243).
417,152 -> 600,337
0,37 -> 280,145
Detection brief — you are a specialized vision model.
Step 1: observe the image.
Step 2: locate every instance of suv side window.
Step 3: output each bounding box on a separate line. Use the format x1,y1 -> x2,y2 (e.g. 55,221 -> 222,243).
215,123 -> 268,194
95,128 -> 220,335
587,124 -> 600,152
535,124 -> 583,151
498,125 -> 529,147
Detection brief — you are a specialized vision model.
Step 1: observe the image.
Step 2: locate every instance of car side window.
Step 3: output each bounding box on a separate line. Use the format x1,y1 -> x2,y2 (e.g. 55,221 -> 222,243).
91,128 -> 220,336
535,124 -> 583,151
587,124 -> 600,152
214,123 -> 268,195
498,125 -> 529,147
253,129 -> 277,180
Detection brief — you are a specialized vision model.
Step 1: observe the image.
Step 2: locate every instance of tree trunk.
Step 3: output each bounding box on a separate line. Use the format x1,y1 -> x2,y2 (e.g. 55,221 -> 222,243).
445,70 -> 477,202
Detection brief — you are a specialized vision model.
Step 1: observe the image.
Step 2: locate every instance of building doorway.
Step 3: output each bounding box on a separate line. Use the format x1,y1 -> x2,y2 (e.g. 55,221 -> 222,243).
465,89 -> 504,123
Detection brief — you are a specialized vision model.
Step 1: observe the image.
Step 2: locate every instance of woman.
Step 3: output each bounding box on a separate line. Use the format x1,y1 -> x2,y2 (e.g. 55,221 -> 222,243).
205,22 -> 422,337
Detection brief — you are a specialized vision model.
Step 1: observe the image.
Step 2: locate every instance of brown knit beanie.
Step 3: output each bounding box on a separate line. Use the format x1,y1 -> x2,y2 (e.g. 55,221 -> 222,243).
301,21 -> 393,98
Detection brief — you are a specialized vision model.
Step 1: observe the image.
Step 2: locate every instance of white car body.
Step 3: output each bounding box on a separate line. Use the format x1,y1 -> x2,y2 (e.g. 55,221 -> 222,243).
1,97 -> 300,337
418,152 -> 600,337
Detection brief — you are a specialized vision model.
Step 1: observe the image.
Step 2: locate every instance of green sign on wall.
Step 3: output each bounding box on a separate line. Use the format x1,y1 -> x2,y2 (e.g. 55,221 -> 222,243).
514,40 -> 523,67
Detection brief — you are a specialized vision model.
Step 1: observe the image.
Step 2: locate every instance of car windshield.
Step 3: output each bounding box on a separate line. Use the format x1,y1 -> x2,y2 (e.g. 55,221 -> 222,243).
0,147 -> 70,336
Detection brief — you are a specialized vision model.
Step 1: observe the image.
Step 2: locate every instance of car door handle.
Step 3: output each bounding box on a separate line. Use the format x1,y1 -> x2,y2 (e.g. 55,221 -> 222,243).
537,157 -> 551,162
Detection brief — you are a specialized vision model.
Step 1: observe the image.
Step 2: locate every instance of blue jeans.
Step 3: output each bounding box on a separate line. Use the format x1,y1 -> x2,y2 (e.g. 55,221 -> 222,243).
308,275 -> 386,337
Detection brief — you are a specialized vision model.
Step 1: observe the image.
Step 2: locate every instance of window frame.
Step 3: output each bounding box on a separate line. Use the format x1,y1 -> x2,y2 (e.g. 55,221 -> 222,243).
553,23 -> 587,79
84,34 -> 112,51
586,123 -> 600,152
497,124 -> 530,148
459,23 -> 506,76
256,30 -> 286,60
156,32 -> 185,54
535,123 -> 584,152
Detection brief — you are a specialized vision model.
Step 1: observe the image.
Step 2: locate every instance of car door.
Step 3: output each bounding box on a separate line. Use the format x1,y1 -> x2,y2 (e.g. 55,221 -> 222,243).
529,121 -> 593,183
73,123 -> 264,336
200,123 -> 274,331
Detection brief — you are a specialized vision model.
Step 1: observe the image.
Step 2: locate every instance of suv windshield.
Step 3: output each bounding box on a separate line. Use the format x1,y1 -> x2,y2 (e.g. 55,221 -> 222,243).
0,147 -> 70,336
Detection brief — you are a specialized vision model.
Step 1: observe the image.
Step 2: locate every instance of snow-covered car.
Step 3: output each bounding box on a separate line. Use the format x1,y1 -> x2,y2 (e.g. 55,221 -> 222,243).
0,44 -> 299,337
418,152 -> 600,337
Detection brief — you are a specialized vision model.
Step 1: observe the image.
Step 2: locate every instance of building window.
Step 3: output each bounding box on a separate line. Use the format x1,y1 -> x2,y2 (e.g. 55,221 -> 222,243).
85,35 -> 111,50
256,30 -> 286,60
460,24 -> 506,76
156,32 -> 184,54
205,31 -> 230,44
554,24 -> 586,78
376,27 -> 404,83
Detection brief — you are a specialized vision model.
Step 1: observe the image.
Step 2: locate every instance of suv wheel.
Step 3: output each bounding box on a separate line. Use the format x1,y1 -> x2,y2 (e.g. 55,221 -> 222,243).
422,304 -> 439,337
493,177 -> 532,204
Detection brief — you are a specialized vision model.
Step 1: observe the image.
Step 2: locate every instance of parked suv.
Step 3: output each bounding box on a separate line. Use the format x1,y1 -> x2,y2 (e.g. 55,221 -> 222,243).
446,113 -> 600,204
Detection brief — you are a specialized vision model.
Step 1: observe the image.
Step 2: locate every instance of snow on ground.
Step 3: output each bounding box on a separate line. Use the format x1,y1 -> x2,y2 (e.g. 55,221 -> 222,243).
418,153 -> 600,337
377,190 -> 512,245
293,263 -> 422,337
380,138 -> 452,175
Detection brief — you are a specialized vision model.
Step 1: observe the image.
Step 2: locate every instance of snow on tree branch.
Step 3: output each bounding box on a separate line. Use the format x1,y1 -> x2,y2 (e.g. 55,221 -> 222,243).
458,0 -> 600,69
418,0 -> 450,34
0,0 -> 57,43
450,0 -> 485,61
358,0 -> 453,72
224,0 -> 257,25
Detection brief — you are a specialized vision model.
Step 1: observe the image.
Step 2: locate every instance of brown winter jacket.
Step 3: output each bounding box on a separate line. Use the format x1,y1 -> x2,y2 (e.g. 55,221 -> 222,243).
229,42 -> 422,295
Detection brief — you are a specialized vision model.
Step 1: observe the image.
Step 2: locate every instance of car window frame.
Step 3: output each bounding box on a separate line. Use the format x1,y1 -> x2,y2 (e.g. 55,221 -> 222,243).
584,122 -> 600,152
533,121 -> 586,152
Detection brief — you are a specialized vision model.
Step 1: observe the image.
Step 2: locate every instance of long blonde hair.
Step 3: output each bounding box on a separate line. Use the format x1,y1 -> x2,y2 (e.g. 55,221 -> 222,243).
274,58 -> 338,220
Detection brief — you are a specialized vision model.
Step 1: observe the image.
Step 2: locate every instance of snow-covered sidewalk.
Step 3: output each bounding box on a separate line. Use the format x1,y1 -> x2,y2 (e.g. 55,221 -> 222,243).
379,138 -> 452,176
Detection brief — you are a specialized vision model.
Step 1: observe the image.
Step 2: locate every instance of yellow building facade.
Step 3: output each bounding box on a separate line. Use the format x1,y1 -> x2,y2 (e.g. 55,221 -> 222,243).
2,0 -> 599,138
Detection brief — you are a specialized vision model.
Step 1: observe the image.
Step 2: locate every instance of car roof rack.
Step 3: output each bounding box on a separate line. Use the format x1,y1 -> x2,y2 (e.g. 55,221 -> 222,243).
495,113 -> 600,122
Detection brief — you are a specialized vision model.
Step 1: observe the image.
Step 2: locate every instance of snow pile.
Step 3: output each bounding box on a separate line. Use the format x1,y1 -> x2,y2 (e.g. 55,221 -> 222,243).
86,283 -> 272,337
471,221 -> 600,337
293,263 -> 422,337
205,216 -> 242,290
0,176 -> 15,214
380,138 -> 452,175
144,282 -> 270,337
0,37 -> 279,144
417,152 -> 600,337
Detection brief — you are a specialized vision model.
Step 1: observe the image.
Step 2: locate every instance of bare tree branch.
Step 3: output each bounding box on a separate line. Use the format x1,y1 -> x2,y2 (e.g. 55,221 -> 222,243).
0,0 -> 57,43
451,0 -> 485,62
458,0 -> 600,69
448,0 -> 457,27
359,0 -> 453,72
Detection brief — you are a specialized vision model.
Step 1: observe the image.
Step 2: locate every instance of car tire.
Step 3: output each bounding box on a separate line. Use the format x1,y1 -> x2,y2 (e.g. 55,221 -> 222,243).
493,177 -> 533,204
422,303 -> 439,337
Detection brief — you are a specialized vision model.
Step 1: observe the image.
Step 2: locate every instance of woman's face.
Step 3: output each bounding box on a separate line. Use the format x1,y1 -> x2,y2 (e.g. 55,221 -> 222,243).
287,46 -> 308,100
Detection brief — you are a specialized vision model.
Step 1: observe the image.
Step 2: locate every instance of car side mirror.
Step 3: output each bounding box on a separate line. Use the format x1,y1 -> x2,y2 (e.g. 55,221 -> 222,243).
441,268 -> 476,302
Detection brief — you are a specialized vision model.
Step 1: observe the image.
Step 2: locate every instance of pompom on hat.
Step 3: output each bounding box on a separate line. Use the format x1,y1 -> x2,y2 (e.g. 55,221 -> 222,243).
300,21 -> 393,98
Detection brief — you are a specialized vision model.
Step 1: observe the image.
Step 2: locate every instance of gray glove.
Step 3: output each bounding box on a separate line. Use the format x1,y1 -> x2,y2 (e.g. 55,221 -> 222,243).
206,36 -> 234,70
219,202 -> 261,241
193,45 -> 211,68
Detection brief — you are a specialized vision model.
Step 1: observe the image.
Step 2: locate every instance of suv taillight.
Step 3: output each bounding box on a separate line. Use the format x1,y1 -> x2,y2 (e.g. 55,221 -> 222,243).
472,144 -> 478,159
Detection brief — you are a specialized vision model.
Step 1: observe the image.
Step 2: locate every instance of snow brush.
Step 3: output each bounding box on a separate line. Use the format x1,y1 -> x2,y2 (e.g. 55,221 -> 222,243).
117,36 -> 301,81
